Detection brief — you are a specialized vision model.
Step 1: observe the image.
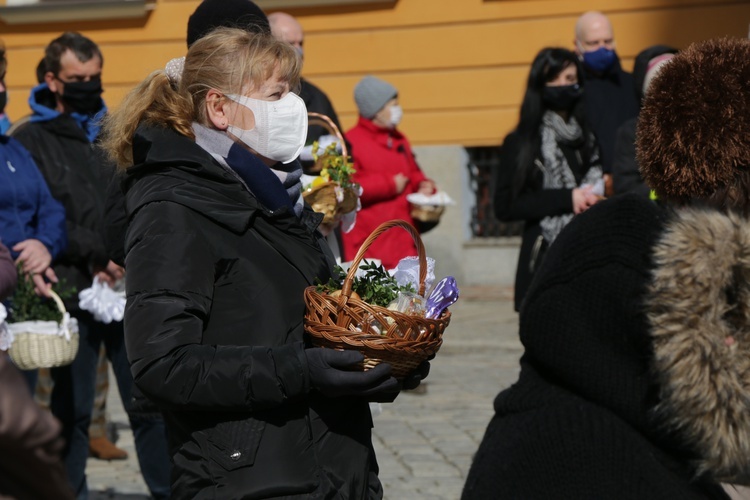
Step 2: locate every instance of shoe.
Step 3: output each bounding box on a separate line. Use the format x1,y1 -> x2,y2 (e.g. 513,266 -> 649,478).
89,436 -> 128,461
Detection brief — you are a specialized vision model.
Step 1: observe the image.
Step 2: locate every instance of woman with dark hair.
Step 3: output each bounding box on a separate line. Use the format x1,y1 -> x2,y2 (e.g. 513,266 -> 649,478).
494,47 -> 602,311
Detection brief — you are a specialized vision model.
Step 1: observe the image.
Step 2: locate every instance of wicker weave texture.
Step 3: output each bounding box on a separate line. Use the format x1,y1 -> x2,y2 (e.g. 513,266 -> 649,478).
304,220 -> 451,378
7,290 -> 79,370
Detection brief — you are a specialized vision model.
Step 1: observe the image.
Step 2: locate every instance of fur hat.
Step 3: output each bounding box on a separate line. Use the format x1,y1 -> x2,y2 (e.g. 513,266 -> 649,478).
187,0 -> 269,48
637,37 -> 750,203
354,76 -> 397,119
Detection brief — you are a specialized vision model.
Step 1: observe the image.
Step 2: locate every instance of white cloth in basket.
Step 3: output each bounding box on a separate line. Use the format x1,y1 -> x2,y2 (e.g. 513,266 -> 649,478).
406,191 -> 455,206
390,256 -> 436,294
78,277 -> 126,324
0,308 -> 78,351
0,303 -> 9,351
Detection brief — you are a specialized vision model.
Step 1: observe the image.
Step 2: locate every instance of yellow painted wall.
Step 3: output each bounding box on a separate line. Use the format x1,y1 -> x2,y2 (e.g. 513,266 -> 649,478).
2,0 -> 749,146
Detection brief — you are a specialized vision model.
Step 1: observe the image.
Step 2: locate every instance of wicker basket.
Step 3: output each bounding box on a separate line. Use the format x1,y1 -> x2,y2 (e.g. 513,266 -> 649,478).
307,112 -> 348,174
304,220 -> 451,378
303,181 -> 358,225
410,204 -> 445,223
7,290 -> 79,370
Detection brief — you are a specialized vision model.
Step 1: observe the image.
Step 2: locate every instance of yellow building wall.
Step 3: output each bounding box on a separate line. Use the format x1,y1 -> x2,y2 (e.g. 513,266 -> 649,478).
2,0 -> 748,146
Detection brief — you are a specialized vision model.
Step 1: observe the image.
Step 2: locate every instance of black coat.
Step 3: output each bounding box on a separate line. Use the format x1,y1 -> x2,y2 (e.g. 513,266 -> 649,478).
493,129 -> 599,311
463,195 -> 730,499
12,115 -> 111,309
581,60 -> 639,174
122,125 -> 380,499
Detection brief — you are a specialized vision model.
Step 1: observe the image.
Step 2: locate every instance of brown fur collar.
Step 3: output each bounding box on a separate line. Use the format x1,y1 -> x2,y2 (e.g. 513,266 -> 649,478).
647,208 -> 750,484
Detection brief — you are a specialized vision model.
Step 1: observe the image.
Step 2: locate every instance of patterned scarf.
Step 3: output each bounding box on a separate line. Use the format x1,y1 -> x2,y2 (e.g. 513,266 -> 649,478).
538,111 -> 602,243
193,123 -> 303,216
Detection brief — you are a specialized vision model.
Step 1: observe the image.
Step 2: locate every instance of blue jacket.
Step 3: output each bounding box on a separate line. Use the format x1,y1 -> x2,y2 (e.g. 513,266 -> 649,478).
0,135 -> 67,260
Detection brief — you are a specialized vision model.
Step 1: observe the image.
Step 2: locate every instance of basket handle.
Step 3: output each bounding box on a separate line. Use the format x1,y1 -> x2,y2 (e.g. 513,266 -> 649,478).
48,289 -> 66,314
341,220 -> 427,298
307,112 -> 348,159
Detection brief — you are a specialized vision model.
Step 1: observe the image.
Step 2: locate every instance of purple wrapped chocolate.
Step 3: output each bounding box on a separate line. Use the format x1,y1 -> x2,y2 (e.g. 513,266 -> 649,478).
425,276 -> 459,319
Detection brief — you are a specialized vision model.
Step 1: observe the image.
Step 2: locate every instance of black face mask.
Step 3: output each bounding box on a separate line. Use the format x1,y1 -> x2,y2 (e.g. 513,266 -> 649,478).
60,79 -> 103,115
0,89 -> 6,115
542,84 -> 583,112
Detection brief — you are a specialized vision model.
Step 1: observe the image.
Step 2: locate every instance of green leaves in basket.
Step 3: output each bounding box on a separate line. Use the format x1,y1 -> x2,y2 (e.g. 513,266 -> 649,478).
7,265 -> 76,323
315,260 -> 415,308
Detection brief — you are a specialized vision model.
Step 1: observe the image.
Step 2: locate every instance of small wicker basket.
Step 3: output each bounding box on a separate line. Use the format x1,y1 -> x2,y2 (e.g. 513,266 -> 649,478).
303,182 -> 358,225
7,290 -> 79,370
410,204 -> 445,223
306,112 -> 348,174
304,220 -> 450,378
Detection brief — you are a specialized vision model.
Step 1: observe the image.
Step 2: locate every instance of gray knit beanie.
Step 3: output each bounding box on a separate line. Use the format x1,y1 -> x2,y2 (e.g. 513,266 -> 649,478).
354,76 -> 398,119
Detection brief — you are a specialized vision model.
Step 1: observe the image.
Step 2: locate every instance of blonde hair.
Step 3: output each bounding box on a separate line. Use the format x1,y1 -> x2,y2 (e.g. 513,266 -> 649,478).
101,27 -> 301,168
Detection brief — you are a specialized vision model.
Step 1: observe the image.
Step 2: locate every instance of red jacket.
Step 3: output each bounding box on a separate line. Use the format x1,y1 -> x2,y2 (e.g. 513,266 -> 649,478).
342,117 -> 430,269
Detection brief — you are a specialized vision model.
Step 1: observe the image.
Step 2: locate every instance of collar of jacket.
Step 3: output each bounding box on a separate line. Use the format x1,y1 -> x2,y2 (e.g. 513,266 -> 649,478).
356,115 -> 405,149
28,83 -> 107,142
646,207 -> 750,484
124,125 -> 269,234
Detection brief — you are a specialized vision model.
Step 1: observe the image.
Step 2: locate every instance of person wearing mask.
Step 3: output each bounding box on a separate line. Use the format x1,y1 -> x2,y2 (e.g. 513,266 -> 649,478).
342,75 -> 436,270
612,45 -> 678,197
0,42 -> 66,300
574,11 -> 639,195
11,32 -> 170,500
0,40 -> 67,396
463,37 -> 750,499
100,27 -> 405,498
493,47 -> 602,312
268,11 -> 344,162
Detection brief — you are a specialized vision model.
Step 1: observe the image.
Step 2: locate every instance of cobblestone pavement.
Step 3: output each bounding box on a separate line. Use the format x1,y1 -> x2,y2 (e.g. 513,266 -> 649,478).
86,286 -> 523,499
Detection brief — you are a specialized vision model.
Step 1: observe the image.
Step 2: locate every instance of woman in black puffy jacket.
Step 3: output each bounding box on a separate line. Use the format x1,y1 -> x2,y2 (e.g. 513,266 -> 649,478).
100,28 -> 401,499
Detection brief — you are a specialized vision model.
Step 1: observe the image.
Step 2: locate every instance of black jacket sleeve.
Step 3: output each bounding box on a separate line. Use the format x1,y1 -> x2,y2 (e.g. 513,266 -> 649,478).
493,132 -> 573,223
124,201 -> 311,412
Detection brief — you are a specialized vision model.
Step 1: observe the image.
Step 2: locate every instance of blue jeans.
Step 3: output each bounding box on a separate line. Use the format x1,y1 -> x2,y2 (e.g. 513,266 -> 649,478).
50,311 -> 171,500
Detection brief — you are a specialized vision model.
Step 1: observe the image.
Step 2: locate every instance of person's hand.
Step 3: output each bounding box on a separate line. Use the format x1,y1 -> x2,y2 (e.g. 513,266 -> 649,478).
13,239 -> 51,274
417,180 -> 436,195
305,348 -> 399,398
32,267 -> 58,298
95,260 -> 125,287
572,186 -> 600,215
393,173 -> 410,194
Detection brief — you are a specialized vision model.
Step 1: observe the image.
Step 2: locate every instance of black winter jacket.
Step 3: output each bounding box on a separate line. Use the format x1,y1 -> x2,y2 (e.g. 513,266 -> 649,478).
12,115 -> 112,310
463,195 -> 731,499
494,129 -> 600,311
581,59 -> 639,174
122,125 -> 380,499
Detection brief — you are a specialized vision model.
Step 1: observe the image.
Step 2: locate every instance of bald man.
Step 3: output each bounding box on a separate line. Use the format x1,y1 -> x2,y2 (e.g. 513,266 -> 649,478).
574,11 -> 638,194
268,11 -> 344,159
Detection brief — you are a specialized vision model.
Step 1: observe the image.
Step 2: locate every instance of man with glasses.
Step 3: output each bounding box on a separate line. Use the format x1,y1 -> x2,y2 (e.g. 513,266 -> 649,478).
11,32 -> 170,500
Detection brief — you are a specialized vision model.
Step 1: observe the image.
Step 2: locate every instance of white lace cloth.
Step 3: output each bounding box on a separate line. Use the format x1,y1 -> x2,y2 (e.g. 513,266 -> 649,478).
0,302 -> 77,351
406,191 -> 455,206
390,256 -> 436,294
78,277 -> 126,324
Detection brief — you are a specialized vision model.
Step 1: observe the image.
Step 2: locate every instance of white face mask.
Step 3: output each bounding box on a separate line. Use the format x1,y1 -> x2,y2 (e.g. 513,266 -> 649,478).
225,92 -> 308,164
389,104 -> 403,127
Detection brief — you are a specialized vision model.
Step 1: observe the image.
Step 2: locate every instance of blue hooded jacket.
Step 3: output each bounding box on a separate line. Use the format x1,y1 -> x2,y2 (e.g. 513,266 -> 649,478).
28,82 -> 106,141
0,134 -> 67,260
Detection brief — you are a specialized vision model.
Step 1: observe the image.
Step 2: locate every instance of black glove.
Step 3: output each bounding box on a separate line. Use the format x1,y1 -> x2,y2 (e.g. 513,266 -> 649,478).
402,360 -> 431,391
305,348 -> 399,398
